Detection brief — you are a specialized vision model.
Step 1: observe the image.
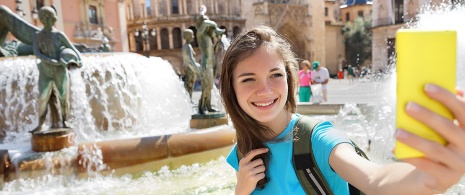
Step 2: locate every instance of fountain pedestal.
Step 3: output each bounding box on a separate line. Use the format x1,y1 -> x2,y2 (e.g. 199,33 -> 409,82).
190,112 -> 228,129
31,128 -> 74,152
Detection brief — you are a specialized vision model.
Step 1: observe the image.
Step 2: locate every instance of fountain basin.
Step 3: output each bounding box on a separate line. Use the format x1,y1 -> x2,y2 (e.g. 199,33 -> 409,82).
0,125 -> 235,185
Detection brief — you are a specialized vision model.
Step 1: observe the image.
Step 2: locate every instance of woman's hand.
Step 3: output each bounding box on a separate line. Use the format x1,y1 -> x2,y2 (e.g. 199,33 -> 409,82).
396,84 -> 465,193
235,148 -> 269,195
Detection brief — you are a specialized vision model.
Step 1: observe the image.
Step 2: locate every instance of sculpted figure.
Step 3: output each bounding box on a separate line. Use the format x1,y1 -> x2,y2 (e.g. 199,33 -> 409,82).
195,5 -> 225,114
30,6 -> 82,133
182,29 -> 201,100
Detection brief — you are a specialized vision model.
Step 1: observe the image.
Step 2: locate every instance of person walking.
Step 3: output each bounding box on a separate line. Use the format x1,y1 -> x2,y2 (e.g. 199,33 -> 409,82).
347,65 -> 356,85
297,60 -> 312,102
312,61 -> 330,102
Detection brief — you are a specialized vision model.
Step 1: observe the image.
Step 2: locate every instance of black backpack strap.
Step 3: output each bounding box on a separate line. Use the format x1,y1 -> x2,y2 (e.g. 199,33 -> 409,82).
293,116 -> 333,195
293,115 -> 368,195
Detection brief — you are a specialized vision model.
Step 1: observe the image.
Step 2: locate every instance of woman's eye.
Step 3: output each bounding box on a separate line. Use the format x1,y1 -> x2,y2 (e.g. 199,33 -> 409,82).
241,78 -> 254,83
271,73 -> 283,78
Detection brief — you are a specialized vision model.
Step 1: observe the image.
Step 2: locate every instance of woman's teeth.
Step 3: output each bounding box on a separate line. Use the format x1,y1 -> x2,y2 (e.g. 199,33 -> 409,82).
254,100 -> 275,107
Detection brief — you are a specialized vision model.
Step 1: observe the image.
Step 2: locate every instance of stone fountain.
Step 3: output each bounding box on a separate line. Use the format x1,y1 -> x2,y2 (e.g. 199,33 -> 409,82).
0,5 -> 235,187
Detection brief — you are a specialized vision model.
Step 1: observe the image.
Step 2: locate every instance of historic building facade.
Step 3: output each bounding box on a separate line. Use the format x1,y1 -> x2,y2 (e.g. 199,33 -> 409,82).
371,0 -> 458,71
325,0 -> 346,74
3,0 -> 129,52
126,0 -> 351,75
125,0 -> 245,75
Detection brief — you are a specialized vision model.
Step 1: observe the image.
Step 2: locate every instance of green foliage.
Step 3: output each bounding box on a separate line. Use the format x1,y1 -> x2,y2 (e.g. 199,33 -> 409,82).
342,17 -> 372,68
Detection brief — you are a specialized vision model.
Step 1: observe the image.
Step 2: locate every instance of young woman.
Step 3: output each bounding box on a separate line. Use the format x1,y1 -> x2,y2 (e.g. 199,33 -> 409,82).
219,25 -> 465,195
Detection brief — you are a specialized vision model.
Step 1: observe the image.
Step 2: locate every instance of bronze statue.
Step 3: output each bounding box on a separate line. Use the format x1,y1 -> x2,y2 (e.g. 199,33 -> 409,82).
195,5 -> 225,114
30,6 -> 82,133
182,29 -> 201,101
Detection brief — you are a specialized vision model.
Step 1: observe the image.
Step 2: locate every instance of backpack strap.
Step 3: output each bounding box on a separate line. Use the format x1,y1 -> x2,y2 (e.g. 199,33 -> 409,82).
293,115 -> 368,195
293,116 -> 333,195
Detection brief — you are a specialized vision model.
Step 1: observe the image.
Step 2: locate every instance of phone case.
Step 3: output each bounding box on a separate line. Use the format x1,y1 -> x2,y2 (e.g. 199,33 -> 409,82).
395,29 -> 456,159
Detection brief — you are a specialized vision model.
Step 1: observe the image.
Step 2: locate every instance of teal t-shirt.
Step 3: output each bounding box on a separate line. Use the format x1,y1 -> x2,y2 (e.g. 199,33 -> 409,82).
226,114 -> 352,195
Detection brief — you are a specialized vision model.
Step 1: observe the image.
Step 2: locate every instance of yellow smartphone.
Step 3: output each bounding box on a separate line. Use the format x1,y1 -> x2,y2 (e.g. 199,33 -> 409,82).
395,29 -> 456,159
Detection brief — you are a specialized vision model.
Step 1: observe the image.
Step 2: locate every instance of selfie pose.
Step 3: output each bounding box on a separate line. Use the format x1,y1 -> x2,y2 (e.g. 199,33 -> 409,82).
219,26 -> 465,195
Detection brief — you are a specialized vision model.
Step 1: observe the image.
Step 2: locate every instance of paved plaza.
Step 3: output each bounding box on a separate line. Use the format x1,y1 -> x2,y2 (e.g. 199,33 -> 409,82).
192,78 -> 386,105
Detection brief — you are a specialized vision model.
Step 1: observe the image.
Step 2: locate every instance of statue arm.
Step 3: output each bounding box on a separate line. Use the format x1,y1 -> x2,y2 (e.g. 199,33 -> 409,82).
201,20 -> 225,37
32,33 -> 61,66
59,32 -> 83,66
187,45 -> 200,74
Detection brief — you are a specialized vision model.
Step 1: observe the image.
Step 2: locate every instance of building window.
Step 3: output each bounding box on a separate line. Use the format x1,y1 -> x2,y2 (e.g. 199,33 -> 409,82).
161,28 -> 170,49
233,26 -> 241,40
325,7 -> 328,16
172,0 -> 179,14
173,27 -> 182,48
149,30 -> 158,50
394,0 -> 404,24
89,5 -> 98,24
146,0 -> 151,16
346,12 -> 350,22
358,11 -> 364,18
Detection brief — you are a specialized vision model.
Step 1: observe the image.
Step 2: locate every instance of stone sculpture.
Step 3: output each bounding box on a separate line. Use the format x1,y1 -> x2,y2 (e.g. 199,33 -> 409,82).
195,5 -> 225,114
182,29 -> 201,101
30,6 -> 82,133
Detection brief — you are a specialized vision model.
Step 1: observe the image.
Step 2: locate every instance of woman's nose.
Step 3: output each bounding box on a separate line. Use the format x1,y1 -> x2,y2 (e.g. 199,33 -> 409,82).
256,80 -> 272,96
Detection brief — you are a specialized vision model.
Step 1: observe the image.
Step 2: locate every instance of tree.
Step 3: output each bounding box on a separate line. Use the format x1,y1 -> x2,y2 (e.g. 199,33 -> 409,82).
342,17 -> 372,68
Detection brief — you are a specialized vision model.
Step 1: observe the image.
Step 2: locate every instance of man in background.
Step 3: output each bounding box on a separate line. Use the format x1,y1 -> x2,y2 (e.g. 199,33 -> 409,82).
311,61 -> 330,102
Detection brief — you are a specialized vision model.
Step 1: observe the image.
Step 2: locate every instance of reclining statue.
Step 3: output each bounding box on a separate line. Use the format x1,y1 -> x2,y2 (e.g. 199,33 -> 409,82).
0,5 -> 40,49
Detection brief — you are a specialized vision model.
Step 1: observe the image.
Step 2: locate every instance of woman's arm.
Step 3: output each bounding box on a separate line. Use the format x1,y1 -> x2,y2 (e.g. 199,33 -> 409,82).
331,84 -> 465,195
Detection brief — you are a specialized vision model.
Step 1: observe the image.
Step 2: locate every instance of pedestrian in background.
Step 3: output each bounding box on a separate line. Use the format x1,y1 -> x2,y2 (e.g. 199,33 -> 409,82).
312,61 -> 330,102
347,65 -> 356,85
298,60 -> 312,102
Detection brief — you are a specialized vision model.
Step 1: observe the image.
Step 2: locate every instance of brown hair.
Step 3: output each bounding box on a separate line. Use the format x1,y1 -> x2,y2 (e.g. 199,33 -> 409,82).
219,25 -> 298,189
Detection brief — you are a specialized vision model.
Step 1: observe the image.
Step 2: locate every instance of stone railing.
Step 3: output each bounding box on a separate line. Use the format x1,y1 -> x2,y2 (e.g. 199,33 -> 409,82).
74,23 -> 114,41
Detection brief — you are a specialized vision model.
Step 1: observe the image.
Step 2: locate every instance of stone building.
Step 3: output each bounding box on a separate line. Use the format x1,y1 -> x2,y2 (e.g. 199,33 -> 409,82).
371,0 -> 459,71
325,0 -> 346,74
126,0 -> 351,75
2,0 -> 129,52
125,0 -> 246,76
341,0 -> 372,23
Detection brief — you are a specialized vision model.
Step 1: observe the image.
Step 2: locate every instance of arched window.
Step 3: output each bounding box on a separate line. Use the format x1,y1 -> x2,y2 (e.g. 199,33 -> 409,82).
233,26 -> 241,40
172,27 -> 182,49
135,36 -> 144,52
149,29 -> 158,50
161,28 -> 170,49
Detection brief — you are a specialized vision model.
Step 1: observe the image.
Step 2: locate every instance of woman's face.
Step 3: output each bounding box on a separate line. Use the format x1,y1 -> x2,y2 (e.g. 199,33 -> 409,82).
302,64 -> 308,71
232,46 -> 288,125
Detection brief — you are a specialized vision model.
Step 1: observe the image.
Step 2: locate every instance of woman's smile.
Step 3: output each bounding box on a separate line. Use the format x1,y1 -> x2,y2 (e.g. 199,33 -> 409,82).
252,98 -> 278,108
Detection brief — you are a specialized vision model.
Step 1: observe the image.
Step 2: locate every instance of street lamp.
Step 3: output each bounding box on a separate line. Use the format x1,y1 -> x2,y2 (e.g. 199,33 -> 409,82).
31,8 -> 39,25
134,21 -> 156,58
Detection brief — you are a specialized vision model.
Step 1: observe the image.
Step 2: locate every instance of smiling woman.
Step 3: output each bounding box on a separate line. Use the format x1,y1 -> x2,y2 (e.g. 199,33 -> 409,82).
219,25 -> 465,195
